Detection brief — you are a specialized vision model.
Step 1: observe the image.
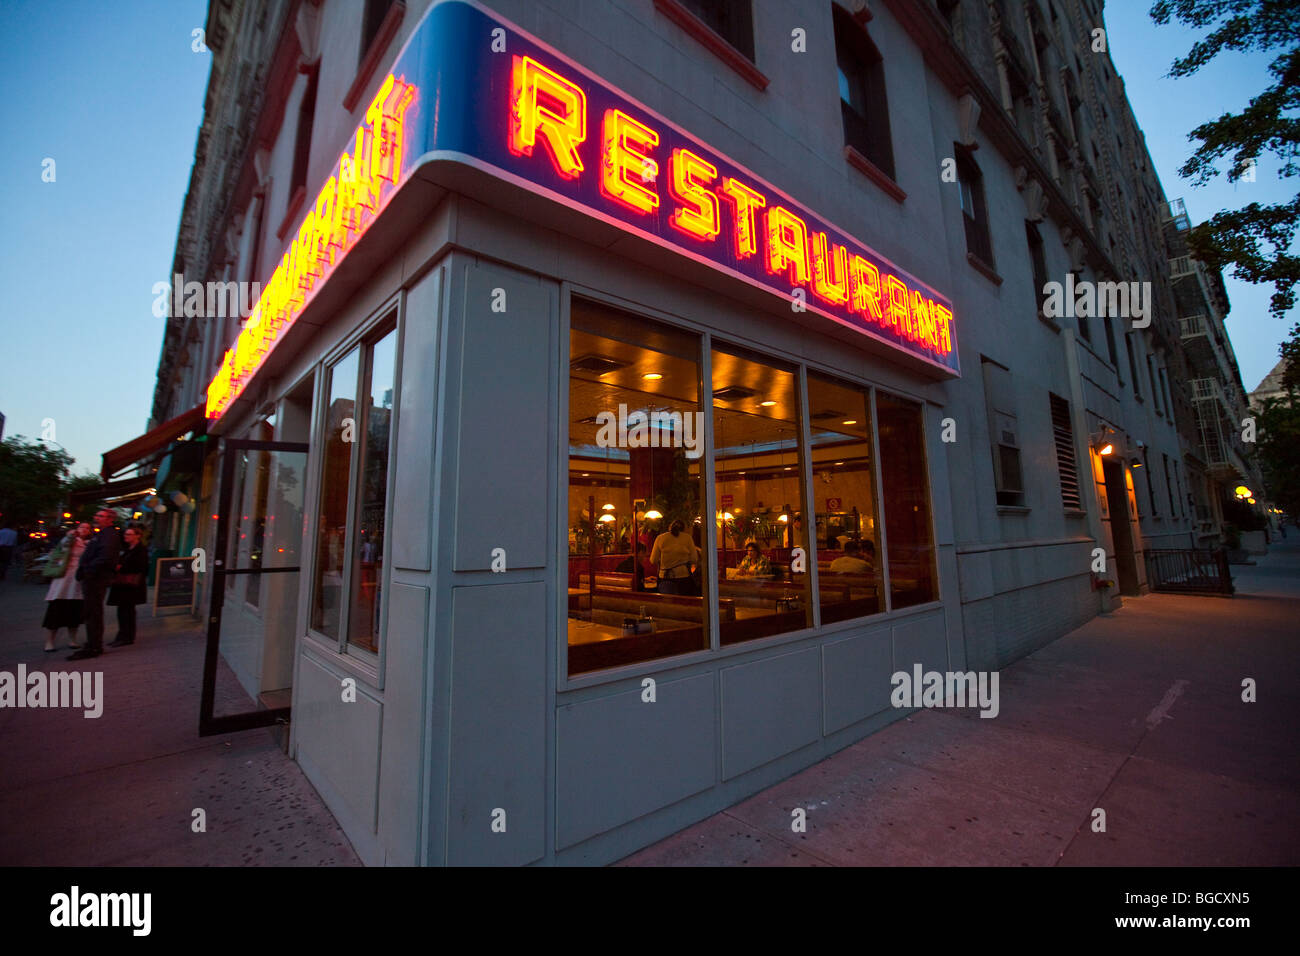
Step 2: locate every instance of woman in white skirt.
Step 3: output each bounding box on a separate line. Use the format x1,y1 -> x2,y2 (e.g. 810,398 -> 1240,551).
42,522 -> 91,652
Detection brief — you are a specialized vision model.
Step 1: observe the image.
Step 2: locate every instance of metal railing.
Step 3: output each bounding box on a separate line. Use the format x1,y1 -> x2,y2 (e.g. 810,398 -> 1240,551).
1145,548 -> 1234,596
1179,313 -> 1207,338
1191,376 -> 1228,406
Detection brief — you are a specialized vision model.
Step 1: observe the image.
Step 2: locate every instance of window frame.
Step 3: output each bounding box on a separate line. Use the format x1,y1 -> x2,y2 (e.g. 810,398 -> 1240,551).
343,0 -> 406,111
956,147 -> 995,273
304,299 -> 403,681
1026,221 -> 1050,321
1147,354 -> 1162,415
559,286 -> 943,689
834,4 -> 898,187
1126,332 -> 1142,399
653,0 -> 768,90
1162,453 -> 1177,522
709,340 -> 815,645
290,62 -> 319,203
1101,313 -> 1119,370
1143,447 -> 1159,516
802,368 -> 890,625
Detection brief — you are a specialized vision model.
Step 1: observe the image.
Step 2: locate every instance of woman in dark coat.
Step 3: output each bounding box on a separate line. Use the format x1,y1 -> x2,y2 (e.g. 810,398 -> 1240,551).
107,524 -> 149,647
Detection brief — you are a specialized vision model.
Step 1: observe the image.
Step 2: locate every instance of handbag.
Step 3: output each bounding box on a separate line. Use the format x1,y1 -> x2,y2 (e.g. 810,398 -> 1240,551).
42,545 -> 71,578
112,571 -> 145,588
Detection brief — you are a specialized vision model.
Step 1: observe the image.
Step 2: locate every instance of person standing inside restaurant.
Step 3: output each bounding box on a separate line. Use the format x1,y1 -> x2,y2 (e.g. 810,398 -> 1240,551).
42,522 -> 91,652
650,519 -> 700,595
69,509 -> 121,661
108,524 -> 149,647
830,539 -> 874,573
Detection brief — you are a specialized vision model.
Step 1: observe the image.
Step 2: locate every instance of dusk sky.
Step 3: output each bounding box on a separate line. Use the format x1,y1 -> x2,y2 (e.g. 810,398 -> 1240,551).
0,0 -> 1293,477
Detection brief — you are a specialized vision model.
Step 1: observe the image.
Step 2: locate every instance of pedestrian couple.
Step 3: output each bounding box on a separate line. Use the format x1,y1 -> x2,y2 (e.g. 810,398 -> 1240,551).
43,509 -> 148,660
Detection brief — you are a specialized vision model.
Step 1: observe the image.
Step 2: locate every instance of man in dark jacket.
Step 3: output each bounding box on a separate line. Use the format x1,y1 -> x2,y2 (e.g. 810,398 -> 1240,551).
70,509 -> 121,660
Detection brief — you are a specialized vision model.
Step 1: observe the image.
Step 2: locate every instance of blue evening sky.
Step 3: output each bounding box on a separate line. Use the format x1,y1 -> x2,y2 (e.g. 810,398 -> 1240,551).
0,1 -> 1292,477
0,0 -> 210,477
1105,2 -> 1296,391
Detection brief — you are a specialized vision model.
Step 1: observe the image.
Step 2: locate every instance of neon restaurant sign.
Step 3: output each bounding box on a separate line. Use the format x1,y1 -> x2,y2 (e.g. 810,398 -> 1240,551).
207,0 -> 958,420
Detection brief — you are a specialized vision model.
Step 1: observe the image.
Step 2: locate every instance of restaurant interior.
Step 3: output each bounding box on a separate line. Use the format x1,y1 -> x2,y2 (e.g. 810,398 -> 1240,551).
567,298 -> 936,676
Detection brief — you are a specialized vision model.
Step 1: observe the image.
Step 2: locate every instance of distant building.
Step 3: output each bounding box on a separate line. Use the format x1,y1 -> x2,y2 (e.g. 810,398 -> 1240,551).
1162,198 -> 1266,545
1249,356 -> 1294,409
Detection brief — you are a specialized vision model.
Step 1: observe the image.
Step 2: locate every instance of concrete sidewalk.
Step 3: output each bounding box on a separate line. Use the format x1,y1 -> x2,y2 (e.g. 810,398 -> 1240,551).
619,540 -> 1300,866
2,542 -> 1295,867
0,571 -> 360,866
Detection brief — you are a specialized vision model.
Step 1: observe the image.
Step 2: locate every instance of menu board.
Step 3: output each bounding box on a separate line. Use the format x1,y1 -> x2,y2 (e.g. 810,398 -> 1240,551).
153,557 -> 196,613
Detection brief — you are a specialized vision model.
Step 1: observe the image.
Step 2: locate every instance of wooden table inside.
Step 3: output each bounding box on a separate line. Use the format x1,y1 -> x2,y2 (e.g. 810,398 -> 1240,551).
567,618 -> 625,645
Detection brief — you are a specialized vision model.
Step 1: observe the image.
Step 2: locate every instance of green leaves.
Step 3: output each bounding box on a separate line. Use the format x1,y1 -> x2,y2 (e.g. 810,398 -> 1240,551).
1152,1 -> 1299,320
0,437 -> 78,526
1252,395 -> 1300,518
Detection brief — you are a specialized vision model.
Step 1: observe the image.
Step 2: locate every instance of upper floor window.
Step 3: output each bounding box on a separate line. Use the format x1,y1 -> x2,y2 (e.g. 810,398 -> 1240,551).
1163,454 -> 1178,520
1126,333 -> 1142,398
957,149 -> 993,267
1102,314 -> 1119,369
1146,354 -> 1162,415
654,0 -> 765,89
938,0 -> 961,35
345,0 -> 405,111
1069,272 -> 1092,343
290,65 -> 319,200
677,0 -> 755,60
361,0 -> 397,62
834,4 -> 894,180
1026,222 -> 1048,316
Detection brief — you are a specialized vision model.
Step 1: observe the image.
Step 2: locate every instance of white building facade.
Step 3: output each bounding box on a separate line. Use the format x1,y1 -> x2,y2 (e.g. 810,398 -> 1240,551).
144,0 -> 1253,865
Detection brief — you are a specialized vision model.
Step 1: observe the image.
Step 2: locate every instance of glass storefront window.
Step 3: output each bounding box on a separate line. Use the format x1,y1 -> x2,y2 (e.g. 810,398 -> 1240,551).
567,299 -> 706,676
711,345 -> 811,643
311,347 -> 359,640
561,298 -> 942,677
876,392 -> 938,608
347,328 -> 396,653
806,373 -> 884,623
309,322 -> 398,655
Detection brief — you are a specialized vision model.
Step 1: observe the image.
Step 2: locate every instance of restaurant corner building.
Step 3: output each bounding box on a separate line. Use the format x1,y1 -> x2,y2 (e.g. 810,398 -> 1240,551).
140,0 -> 1263,865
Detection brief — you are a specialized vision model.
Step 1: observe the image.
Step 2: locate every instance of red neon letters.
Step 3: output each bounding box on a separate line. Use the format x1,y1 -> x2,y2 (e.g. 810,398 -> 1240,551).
811,233 -> 849,306
509,56 -> 586,179
207,75 -> 417,419
503,57 -> 955,363
765,206 -> 811,286
668,148 -> 720,241
601,109 -> 659,214
718,178 -> 766,259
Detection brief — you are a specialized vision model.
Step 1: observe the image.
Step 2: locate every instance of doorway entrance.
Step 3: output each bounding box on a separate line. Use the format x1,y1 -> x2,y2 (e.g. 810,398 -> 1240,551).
199,439 -> 309,735
1102,458 -> 1139,596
